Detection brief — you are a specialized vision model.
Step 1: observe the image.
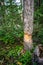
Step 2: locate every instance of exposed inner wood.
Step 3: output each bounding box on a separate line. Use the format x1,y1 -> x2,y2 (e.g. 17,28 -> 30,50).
24,32 -> 33,50
24,33 -> 32,42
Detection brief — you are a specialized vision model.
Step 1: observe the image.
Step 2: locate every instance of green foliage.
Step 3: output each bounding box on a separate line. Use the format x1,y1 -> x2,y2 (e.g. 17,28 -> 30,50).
19,51 -> 32,65
0,0 -> 23,44
38,28 -> 43,44
0,29 -> 23,44
0,0 -> 43,65
33,1 -> 43,45
0,45 -> 32,65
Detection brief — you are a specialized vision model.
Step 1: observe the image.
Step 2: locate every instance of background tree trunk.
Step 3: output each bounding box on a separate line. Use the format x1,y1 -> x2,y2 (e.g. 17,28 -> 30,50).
23,0 -> 34,50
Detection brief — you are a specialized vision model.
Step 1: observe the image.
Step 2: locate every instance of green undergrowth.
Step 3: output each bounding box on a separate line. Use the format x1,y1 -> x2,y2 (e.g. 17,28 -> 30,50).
0,43 -> 32,65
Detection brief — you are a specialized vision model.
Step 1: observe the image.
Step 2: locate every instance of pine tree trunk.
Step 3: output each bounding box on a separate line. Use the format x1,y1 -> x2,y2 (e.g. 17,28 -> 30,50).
23,0 -> 34,50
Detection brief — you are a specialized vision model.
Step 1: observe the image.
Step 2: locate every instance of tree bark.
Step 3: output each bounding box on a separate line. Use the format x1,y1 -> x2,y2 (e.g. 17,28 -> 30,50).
23,0 -> 34,50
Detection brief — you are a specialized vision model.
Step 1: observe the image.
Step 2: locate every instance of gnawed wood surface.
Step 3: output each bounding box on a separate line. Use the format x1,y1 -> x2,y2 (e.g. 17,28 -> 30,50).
24,33 -> 33,50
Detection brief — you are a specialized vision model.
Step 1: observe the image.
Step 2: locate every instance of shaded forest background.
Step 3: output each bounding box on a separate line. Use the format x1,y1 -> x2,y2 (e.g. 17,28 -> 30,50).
0,0 -> 43,65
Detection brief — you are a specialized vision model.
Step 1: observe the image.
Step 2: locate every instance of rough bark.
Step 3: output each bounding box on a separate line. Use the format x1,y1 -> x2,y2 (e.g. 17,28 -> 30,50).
32,45 -> 43,65
23,0 -> 34,50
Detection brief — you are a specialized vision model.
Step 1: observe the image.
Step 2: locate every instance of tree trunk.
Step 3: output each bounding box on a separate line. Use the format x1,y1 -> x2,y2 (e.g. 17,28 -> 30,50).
23,0 -> 34,50
38,0 -> 41,7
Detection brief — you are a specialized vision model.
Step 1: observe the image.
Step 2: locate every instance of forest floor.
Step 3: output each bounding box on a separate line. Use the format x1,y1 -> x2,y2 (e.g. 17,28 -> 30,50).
0,42 -> 43,65
0,42 -> 32,65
